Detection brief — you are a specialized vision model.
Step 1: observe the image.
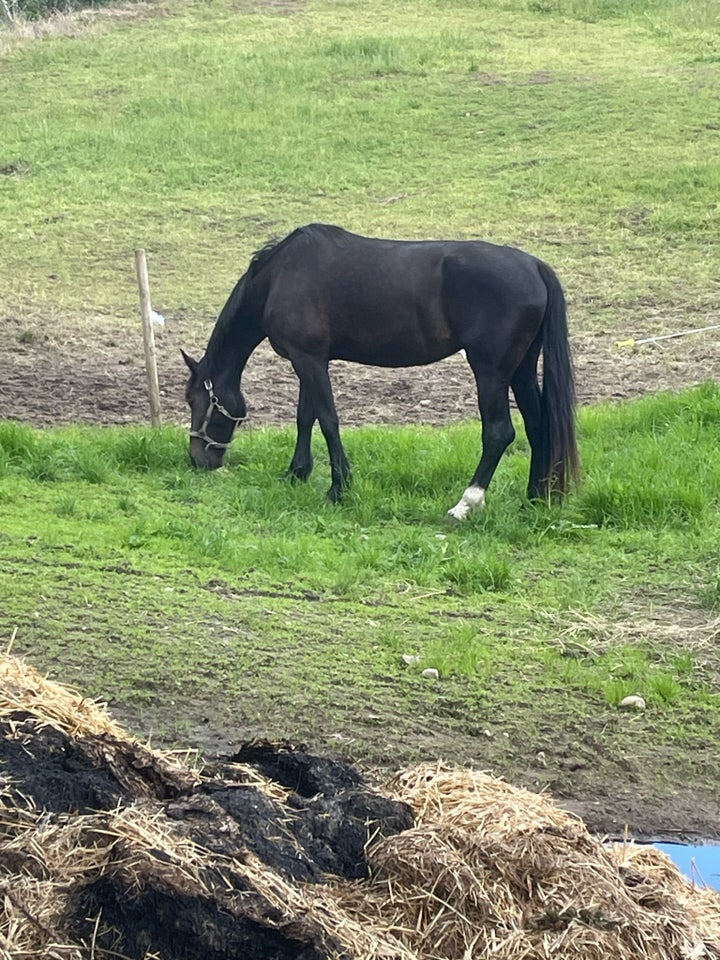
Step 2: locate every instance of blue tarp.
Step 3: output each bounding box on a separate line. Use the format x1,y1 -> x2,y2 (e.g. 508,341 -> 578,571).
655,843 -> 720,891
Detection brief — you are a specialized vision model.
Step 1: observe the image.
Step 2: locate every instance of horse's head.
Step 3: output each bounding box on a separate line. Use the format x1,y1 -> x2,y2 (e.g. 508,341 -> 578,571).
181,349 -> 247,469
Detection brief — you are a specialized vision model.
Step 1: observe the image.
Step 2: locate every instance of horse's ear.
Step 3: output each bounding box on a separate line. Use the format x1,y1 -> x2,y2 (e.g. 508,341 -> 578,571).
180,348 -> 199,373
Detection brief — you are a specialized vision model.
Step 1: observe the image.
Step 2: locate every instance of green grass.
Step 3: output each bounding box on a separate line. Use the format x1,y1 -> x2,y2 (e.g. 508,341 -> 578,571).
1,386 -> 719,783
1,0 -> 718,344
2,384 -> 717,601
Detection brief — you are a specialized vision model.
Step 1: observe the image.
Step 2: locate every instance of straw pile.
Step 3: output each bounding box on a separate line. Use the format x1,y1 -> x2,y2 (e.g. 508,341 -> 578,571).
0,652 -> 411,959
2,651 -> 719,960
332,765 -> 720,959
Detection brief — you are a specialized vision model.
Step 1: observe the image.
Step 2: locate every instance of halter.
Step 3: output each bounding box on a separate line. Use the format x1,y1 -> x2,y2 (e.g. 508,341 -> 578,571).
189,378 -> 247,450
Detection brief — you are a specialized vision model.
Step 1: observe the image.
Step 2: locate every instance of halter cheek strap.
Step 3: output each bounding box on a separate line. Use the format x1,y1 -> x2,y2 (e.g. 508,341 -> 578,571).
189,378 -> 247,450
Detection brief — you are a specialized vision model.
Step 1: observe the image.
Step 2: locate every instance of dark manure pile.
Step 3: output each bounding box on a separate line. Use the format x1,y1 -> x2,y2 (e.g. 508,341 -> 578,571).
1,652 -> 719,960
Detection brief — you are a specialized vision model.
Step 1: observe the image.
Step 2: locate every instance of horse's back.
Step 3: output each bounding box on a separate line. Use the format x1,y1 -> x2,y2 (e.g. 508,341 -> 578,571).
260,225 -> 547,366
261,226 -> 453,365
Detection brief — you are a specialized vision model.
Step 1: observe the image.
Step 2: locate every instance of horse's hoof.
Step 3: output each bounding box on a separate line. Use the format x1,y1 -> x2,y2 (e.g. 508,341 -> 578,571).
447,485 -> 485,521
285,466 -> 312,483
326,470 -> 351,504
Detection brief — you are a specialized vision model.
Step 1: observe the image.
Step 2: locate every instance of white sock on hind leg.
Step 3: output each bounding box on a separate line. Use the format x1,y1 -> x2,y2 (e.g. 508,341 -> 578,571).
447,484 -> 486,521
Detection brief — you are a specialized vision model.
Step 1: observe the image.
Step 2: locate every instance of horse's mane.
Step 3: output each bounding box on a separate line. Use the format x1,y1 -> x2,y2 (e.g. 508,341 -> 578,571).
205,225 -> 348,363
247,223 -> 348,278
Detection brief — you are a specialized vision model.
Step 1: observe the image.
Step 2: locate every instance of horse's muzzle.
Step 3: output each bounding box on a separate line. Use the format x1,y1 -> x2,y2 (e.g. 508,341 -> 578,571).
189,438 -> 226,470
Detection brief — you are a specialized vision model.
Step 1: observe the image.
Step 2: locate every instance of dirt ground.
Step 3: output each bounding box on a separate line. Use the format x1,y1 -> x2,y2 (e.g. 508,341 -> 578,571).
3,312 -> 720,846
3,311 -> 720,430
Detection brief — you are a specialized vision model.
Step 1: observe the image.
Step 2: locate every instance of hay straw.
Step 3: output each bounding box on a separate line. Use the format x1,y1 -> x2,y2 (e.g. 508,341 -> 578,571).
329,764 -> 720,960
0,799 -> 105,960
234,851 -> 416,960
611,843 -> 720,947
0,653 -> 126,741
1,798 -> 235,958
3,656 -> 720,960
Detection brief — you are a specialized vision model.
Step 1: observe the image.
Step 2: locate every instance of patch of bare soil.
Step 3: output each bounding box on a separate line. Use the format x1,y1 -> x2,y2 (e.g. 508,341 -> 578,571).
2,311 -> 720,430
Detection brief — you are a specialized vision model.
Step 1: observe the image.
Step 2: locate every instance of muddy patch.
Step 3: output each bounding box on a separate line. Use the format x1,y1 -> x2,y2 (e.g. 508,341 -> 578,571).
2,311 -> 720,430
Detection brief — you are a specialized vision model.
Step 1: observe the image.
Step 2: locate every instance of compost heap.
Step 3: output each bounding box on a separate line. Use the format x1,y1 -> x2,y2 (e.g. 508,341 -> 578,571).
1,652 -> 719,960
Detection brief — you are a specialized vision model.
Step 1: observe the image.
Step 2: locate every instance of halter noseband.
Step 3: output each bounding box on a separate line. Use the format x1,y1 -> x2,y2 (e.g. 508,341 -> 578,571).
189,378 -> 247,450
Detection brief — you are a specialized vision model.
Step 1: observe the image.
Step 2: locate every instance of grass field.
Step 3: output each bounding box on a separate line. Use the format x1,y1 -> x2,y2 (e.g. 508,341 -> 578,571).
1,385 -> 720,820
1,0 -> 720,833
1,0 -> 718,339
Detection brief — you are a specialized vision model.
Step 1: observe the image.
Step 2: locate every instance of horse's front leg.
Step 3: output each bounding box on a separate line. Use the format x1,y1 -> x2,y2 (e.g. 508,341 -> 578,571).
291,353 -> 351,503
286,380 -> 315,482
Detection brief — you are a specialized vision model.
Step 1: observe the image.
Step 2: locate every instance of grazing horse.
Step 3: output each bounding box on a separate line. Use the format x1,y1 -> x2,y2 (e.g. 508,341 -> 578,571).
182,223 -> 579,519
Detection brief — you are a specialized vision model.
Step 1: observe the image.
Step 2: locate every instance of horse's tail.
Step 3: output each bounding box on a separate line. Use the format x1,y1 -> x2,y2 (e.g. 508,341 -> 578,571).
536,258 -> 580,496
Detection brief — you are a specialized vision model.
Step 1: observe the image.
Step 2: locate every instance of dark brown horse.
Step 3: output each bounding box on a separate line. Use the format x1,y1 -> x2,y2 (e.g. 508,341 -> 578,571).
182,223 -> 579,519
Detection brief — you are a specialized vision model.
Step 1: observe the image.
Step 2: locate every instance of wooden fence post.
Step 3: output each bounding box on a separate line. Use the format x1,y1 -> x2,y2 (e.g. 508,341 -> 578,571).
0,0 -> 14,26
134,249 -> 162,428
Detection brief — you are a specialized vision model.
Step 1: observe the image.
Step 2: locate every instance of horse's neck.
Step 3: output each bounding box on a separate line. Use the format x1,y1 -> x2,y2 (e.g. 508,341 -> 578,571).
206,282 -> 265,378
207,322 -> 263,376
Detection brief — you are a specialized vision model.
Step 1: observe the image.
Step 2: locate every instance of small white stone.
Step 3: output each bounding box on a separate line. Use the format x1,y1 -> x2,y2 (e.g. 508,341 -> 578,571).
402,654 -> 421,666
422,668 -> 440,680
619,695 -> 646,711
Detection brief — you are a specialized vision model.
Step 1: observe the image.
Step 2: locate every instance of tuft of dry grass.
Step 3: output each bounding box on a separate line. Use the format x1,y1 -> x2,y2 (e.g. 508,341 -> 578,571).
0,0 -> 166,53
541,607 -> 720,658
0,7 -> 98,52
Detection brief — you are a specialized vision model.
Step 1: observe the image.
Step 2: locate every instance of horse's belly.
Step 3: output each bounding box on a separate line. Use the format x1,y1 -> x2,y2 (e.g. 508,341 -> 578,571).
332,332 -> 458,367
327,296 -> 457,365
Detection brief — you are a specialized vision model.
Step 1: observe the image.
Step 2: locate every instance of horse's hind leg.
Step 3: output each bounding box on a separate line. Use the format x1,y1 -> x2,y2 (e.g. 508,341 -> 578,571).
290,352 -> 351,503
287,380 -> 315,482
510,339 -> 544,500
448,361 -> 515,521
